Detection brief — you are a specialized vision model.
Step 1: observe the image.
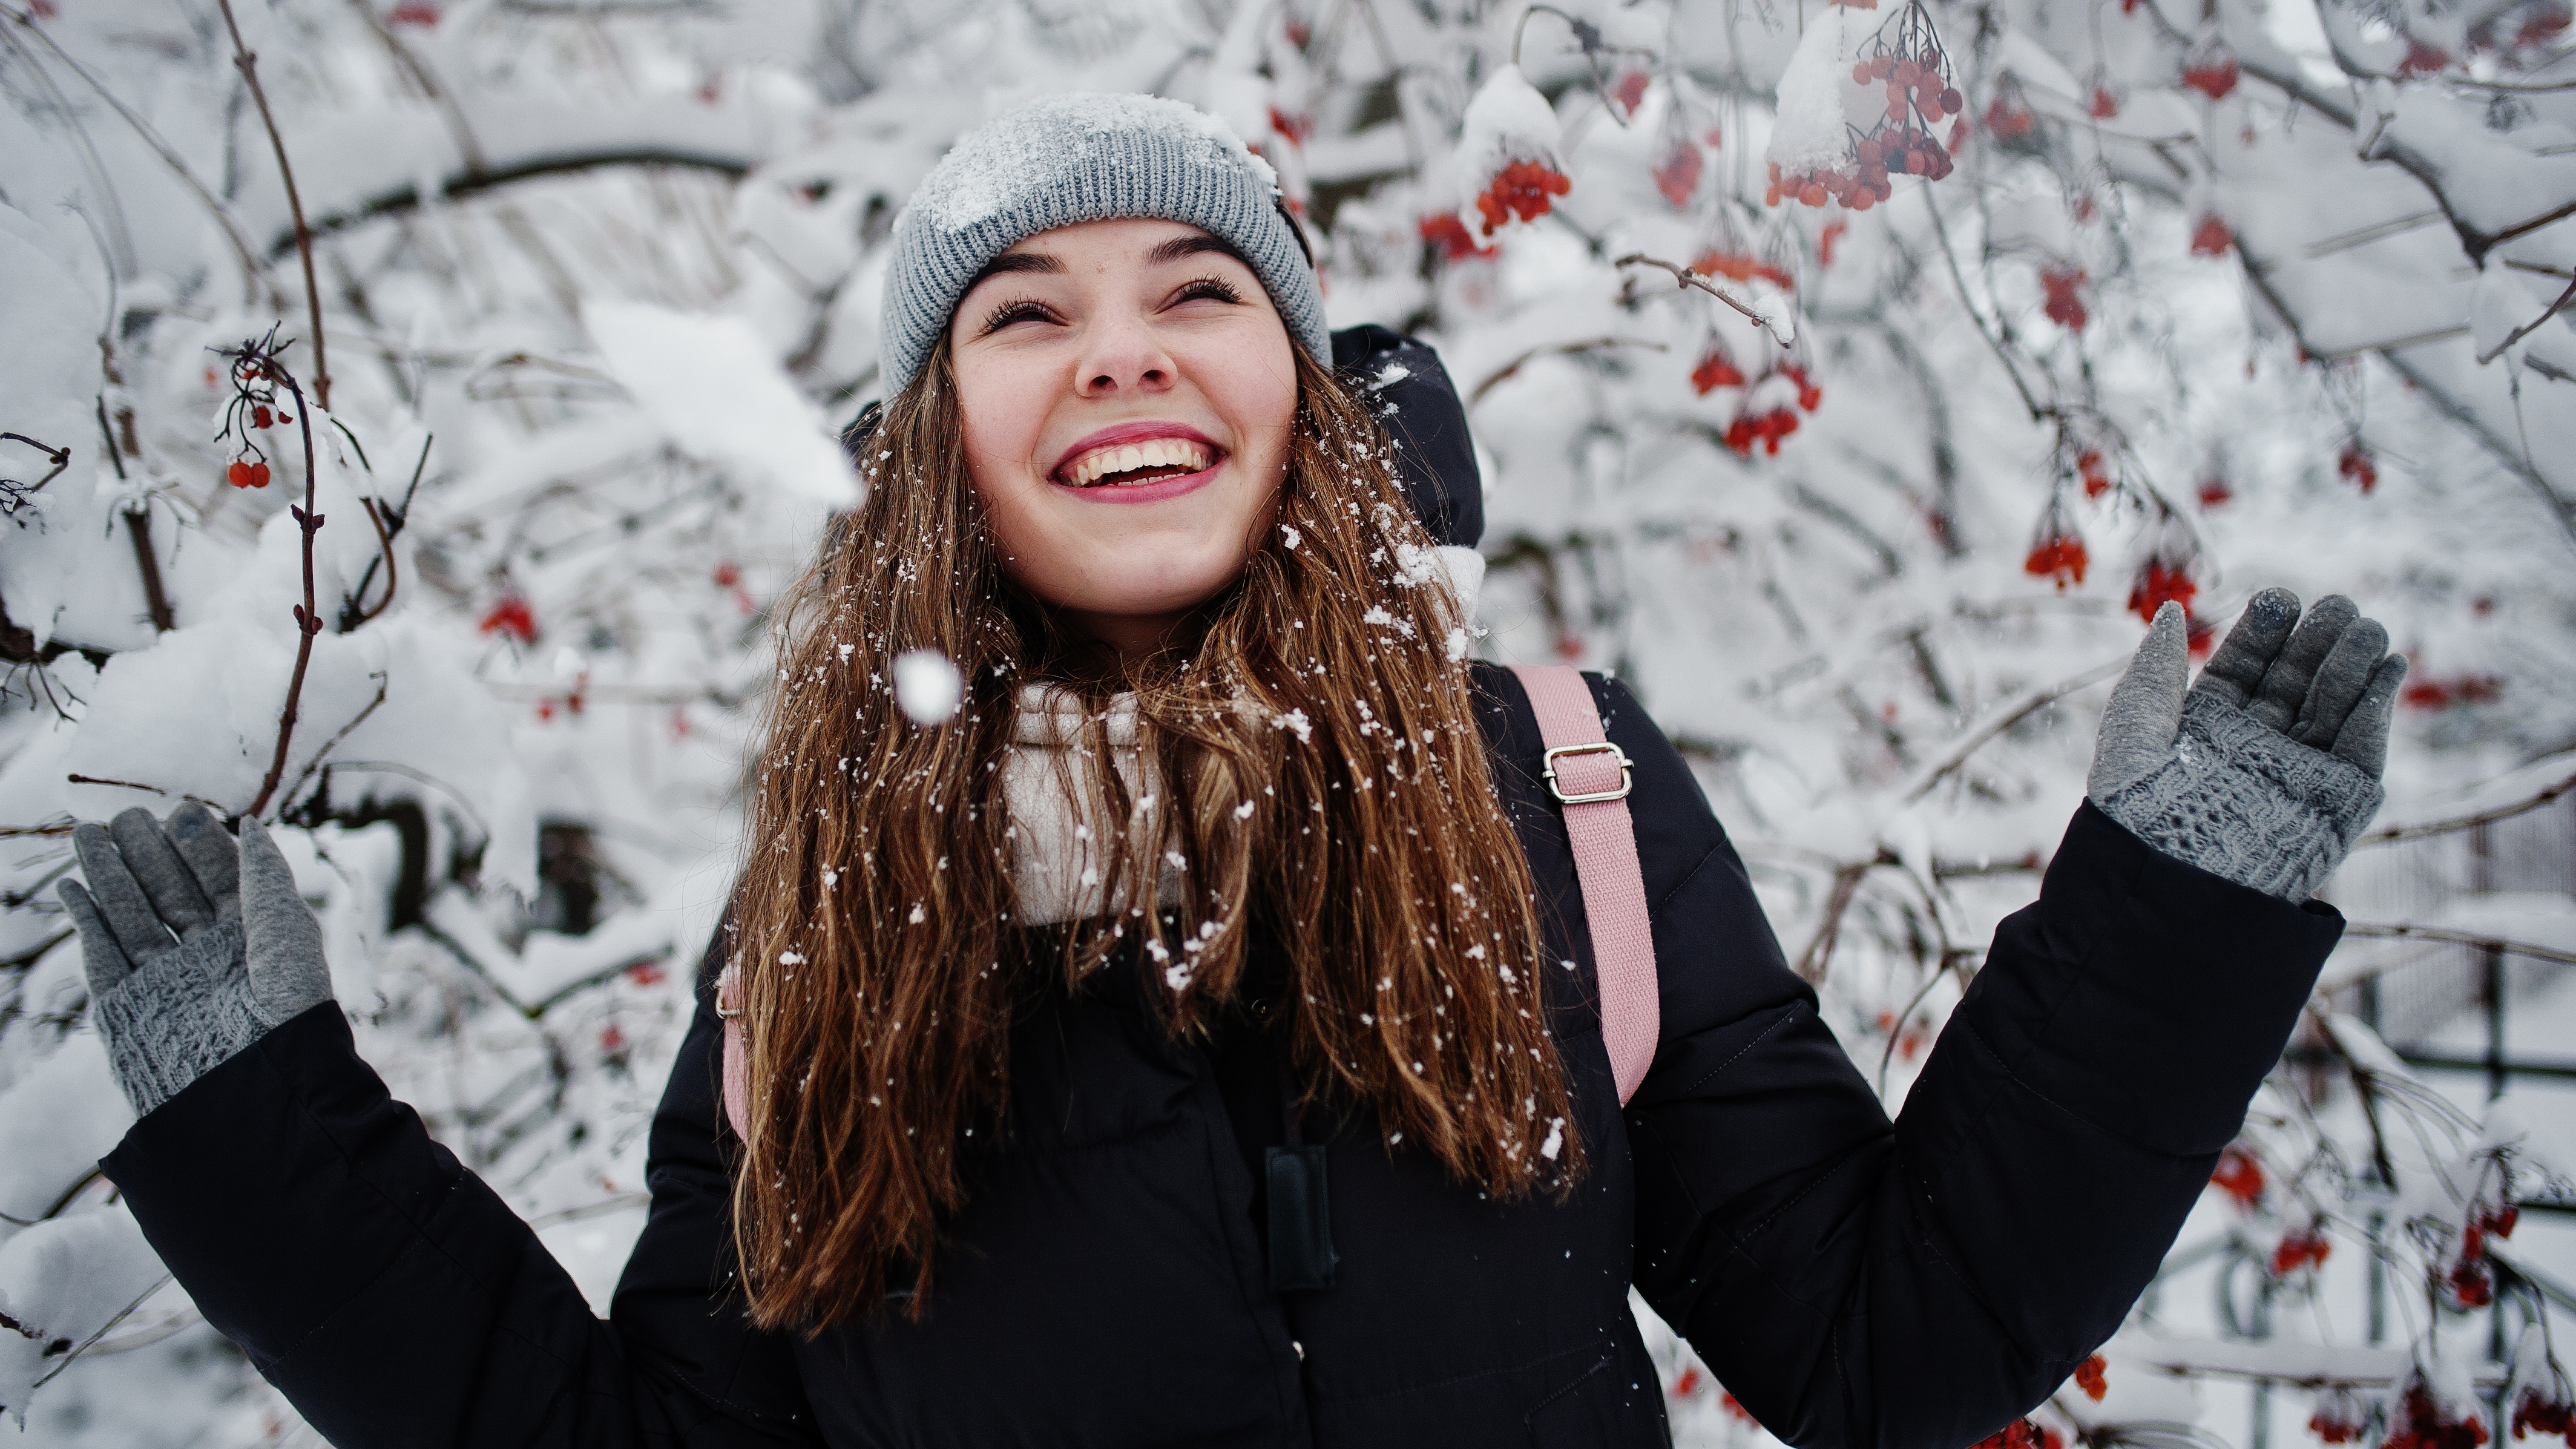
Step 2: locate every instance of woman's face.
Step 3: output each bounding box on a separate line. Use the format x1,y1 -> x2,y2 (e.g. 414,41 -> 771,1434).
947,217 -> 1300,658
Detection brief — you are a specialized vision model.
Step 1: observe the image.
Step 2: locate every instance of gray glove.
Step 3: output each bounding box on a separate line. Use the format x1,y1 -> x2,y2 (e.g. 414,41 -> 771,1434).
59,804 -> 334,1117
2088,590 -> 2407,903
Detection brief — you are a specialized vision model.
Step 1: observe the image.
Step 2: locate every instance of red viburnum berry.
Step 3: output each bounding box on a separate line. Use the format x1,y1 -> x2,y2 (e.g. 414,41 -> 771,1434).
2129,561 -> 2197,624
2075,1354 -> 2109,1402
1985,94 -> 2037,139
2042,266 -> 2090,329
2077,448 -> 2112,498
2387,1377 -> 2490,1449
626,959 -> 668,986
227,459 -> 272,489
2270,1229 -> 2332,1276
1819,220 -> 1848,268
2183,42 -> 2241,99
2025,534 -> 2088,590
2512,1387 -> 2575,1443
1474,159 -> 1572,237
253,404 -> 274,429
1721,1393 -> 1759,1424
1671,1365 -> 1702,1398
1654,134 -> 1704,208
1691,345 -> 1746,395
2198,476 -> 2233,508
2190,213 -> 2234,257
1779,364 -> 1824,412
1421,214 -> 1497,261
1614,71 -> 1650,116
480,596 -> 539,645
389,0 -> 441,23
2338,444 -> 2379,493
600,1023 -> 627,1053
2399,38 -> 2452,74
2090,85 -> 2121,118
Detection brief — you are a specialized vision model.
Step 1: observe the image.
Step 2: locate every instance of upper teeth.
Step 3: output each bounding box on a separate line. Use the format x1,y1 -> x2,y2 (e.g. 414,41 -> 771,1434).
1063,438 -> 1214,486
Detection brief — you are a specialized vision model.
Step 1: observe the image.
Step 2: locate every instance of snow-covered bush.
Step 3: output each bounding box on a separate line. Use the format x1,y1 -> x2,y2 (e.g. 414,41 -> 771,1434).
1,0 -> 2571,1439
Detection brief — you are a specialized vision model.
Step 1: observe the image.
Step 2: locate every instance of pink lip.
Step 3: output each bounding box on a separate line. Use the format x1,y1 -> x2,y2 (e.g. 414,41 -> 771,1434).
1049,421 -> 1226,484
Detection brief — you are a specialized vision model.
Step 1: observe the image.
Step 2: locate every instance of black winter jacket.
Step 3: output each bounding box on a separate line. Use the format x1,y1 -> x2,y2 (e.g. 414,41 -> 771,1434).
101,661 -> 2345,1449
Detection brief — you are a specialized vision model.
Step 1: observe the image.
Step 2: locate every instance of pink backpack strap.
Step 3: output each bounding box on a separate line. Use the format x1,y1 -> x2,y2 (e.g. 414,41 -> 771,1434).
718,964 -> 750,1142
1508,665 -> 1660,1106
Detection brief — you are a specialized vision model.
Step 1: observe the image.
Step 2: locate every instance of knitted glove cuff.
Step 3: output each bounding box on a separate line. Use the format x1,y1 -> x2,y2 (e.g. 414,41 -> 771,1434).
2092,693 -> 2385,903
88,922 -> 264,1117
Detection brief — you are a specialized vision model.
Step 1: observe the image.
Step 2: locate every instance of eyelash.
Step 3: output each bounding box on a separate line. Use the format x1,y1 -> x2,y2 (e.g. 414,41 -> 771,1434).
976,275 -> 1243,335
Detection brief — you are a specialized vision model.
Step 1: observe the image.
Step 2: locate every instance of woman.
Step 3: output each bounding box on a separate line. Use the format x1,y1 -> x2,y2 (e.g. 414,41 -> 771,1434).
65,94 -> 2405,1448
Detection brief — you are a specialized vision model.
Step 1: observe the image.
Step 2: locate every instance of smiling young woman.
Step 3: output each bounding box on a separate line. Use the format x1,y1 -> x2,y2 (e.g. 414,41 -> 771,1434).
70,92 -> 2408,1449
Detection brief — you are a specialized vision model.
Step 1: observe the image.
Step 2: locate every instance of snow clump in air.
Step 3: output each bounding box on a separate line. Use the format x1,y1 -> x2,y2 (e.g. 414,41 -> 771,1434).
893,648 -> 964,724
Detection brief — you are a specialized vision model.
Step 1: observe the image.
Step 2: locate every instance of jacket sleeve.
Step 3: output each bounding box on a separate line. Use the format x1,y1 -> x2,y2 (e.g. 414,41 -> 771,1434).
1592,678 -> 2344,1449
99,927 -> 817,1449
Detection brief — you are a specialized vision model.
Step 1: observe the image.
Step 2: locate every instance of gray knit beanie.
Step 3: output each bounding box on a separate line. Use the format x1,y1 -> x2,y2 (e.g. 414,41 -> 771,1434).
879,93 -> 1331,396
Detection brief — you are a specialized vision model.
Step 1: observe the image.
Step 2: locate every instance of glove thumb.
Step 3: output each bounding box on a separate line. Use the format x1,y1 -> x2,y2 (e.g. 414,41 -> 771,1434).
2089,602 -> 2189,803
238,817 -> 333,1025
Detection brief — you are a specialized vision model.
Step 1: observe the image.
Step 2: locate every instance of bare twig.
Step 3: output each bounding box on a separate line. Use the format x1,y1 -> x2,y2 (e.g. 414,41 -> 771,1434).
221,336 -> 326,820
2361,768 -> 2576,844
277,674 -> 389,813
2339,922 -> 2576,967
1469,337 -> 1668,404
28,1274 -> 176,1392
214,0 -> 330,409
65,773 -> 166,796
1611,254 -> 1794,343
0,433 -> 70,507
1796,848 -> 1897,982
1899,656 -> 2129,803
2476,274 -> 2576,366
122,509 -> 173,631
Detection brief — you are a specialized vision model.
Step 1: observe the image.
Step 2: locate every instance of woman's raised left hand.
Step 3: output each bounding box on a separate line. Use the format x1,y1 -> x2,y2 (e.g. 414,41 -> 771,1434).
2086,590 -> 2408,903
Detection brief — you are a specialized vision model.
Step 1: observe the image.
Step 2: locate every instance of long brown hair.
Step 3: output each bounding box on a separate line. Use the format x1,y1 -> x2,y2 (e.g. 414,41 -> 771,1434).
726,333 -> 1579,1330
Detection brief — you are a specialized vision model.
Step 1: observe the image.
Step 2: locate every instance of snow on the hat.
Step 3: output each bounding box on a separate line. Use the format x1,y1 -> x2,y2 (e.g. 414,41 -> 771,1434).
910,93 -> 1279,234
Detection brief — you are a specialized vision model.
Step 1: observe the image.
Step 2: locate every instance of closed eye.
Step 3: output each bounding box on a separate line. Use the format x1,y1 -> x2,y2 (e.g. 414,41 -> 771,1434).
978,297 -> 1060,336
1168,275 -> 1245,307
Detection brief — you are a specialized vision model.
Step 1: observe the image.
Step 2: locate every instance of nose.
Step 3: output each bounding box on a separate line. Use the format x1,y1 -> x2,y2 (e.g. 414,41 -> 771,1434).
1073,311 -> 1175,398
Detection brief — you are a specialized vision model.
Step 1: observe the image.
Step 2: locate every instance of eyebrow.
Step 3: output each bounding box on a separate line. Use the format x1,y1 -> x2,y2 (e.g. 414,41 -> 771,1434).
966,250 -> 1067,289
1148,233 -> 1254,270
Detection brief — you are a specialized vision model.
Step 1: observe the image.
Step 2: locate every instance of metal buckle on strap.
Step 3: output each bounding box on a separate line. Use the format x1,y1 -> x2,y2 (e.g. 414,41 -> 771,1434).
1540,741 -> 1633,804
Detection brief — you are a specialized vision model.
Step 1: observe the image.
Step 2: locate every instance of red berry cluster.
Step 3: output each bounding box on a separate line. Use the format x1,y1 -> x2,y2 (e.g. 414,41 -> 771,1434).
2404,672 -> 2505,710
2270,1228 -> 2331,1276
2190,213 -> 2235,258
2514,1387 -> 2575,1444
2088,82 -> 2122,119
1692,248 -> 1798,291
227,459 -> 273,489
1654,127 -> 1705,208
2440,1200 -> 2522,1309
2183,39 -> 2241,100
1475,159 -> 1572,237
1723,365 -> 1824,455
1421,213 -> 1499,261
1985,75 -> 2039,140
480,595 -> 539,645
2313,1387 -> 2374,1445
2024,534 -> 2088,590
2128,560 -> 2197,624
2074,1354 -> 2109,1402
2198,475 -> 2234,508
2388,1379 -> 2491,1449
2338,443 -> 2379,493
2077,448 -> 2113,498
2042,266 -> 2090,329
1692,343 -> 1747,394
1972,1418 -> 2063,1449
2210,1148 -> 2265,1210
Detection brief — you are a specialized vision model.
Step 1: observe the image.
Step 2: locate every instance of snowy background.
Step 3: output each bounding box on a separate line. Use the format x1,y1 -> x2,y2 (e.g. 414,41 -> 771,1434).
1,0 -> 2573,1442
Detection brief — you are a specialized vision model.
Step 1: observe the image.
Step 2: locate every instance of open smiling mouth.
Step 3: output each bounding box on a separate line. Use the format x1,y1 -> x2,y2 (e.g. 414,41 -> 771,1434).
1053,438 -> 1224,489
